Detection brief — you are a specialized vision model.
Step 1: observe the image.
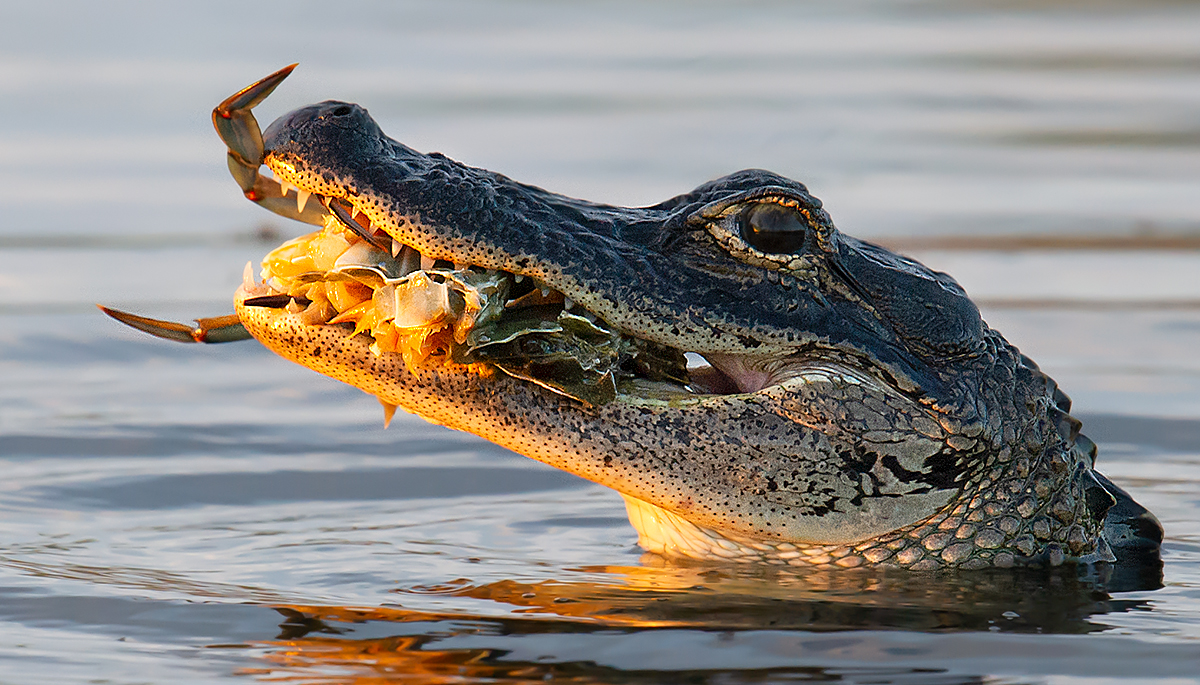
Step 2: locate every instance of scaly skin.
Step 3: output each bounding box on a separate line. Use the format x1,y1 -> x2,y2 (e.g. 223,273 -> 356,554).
211,74 -> 1161,569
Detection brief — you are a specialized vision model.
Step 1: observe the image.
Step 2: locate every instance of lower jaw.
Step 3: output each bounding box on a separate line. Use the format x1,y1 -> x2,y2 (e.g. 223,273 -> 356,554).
235,291 -> 787,563
239,285 -> 974,568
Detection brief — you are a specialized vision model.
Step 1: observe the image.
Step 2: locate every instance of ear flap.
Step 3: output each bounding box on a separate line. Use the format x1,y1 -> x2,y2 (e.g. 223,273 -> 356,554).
833,239 -> 985,359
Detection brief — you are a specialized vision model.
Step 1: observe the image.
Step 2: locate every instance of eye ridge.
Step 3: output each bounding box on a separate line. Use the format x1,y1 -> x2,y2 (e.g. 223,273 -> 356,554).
738,202 -> 811,254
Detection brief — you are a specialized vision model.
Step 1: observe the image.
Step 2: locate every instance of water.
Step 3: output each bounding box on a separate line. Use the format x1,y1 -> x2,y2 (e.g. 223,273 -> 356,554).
2,1 -> 1200,682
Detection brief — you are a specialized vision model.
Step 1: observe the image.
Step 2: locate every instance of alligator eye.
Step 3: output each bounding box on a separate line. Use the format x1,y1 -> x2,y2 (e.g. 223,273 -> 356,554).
738,203 -> 809,254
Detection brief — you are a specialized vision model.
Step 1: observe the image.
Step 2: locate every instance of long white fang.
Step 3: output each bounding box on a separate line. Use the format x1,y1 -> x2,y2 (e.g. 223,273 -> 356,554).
513,274 -> 524,283
391,239 -> 404,258
420,254 -> 436,271
296,189 -> 311,213
279,180 -> 295,197
242,261 -> 255,289
541,288 -> 550,297
563,298 -> 573,310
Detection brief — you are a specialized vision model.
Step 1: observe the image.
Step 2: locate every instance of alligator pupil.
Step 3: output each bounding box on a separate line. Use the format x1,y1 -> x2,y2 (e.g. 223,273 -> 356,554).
739,203 -> 809,254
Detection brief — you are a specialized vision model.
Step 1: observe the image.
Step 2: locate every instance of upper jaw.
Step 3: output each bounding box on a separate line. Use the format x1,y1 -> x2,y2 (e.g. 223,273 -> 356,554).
241,198 -> 922,410
256,108 -> 947,407
232,84 -> 960,406
257,108 -> 813,357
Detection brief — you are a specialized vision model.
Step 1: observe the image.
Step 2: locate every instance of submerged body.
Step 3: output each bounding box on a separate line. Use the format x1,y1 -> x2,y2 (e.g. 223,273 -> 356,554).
115,67 -> 1162,569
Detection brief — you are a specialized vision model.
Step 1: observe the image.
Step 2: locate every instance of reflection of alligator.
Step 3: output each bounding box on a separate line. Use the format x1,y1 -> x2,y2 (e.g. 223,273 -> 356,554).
258,564 -> 1163,682
108,67 -> 1163,570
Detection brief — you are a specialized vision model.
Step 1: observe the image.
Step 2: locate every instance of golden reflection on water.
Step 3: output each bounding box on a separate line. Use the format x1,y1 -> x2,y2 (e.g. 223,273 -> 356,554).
238,560 -> 1159,683
242,632 -> 616,684
241,633 -> 517,684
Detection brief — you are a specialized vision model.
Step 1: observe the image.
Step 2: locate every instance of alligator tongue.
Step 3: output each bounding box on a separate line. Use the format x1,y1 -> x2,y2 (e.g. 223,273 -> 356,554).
700,353 -> 776,394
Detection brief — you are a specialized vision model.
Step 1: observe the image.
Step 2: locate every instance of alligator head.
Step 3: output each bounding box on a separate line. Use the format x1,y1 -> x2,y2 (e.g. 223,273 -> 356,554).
111,69 -> 1162,570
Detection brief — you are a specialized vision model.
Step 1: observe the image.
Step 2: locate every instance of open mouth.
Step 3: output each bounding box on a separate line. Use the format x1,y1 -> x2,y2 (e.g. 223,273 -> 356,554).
240,190 -> 719,406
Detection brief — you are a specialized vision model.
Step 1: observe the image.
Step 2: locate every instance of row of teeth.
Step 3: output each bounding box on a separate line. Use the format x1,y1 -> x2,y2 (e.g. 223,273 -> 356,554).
273,177 -> 580,311
274,176 -> 444,262
272,176 -> 466,274
276,177 -> 314,214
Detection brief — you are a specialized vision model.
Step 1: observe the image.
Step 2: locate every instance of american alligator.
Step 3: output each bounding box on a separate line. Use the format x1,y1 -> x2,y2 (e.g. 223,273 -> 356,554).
105,66 -> 1162,570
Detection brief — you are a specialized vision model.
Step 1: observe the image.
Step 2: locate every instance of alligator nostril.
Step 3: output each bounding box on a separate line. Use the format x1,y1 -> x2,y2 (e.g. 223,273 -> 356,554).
332,105 -> 352,116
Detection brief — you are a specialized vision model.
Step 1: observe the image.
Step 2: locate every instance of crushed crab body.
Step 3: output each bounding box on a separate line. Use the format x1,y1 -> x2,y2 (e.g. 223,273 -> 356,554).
241,212 -> 692,408
254,216 -> 510,370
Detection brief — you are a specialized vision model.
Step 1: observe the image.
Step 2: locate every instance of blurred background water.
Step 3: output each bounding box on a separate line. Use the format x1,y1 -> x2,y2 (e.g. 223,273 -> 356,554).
2,1 -> 1199,682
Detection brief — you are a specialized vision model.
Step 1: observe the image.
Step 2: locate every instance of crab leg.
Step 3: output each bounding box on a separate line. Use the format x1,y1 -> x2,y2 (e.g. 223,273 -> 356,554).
99,67 -> 331,345
212,64 -> 328,226
326,197 -> 393,251
97,306 -> 251,344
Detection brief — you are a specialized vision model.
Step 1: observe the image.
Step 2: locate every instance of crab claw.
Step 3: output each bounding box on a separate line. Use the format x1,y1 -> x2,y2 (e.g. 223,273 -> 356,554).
213,64 -> 327,226
213,64 -> 294,173
98,306 -> 251,344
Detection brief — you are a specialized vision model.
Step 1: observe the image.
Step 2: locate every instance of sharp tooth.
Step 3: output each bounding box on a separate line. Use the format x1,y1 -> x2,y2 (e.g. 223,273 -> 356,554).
296,189 -> 311,213
399,246 -> 420,275
513,274 -> 524,283
420,254 -> 436,271
379,399 -> 398,429
242,261 -> 255,289
279,180 -> 294,197
453,262 -> 467,271
541,288 -> 550,297
563,298 -> 573,311
391,238 -> 404,258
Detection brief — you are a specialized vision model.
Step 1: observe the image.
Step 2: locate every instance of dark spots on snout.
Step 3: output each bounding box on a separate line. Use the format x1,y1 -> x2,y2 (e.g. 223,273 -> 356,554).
736,334 -> 762,349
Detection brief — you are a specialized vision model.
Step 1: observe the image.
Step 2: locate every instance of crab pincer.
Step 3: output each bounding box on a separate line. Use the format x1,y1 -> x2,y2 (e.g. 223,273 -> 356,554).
102,66 -> 332,344
97,306 -> 251,343
212,64 -> 327,226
